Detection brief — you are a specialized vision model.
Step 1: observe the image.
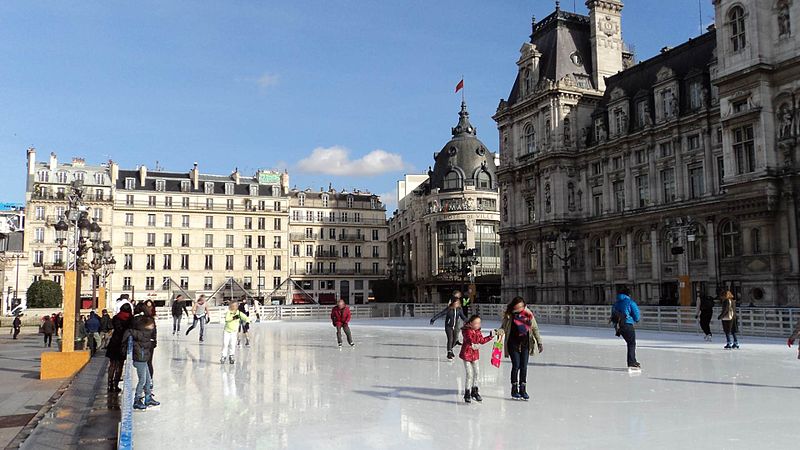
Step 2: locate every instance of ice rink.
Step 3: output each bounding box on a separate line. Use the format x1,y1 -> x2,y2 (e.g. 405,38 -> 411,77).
133,318 -> 799,449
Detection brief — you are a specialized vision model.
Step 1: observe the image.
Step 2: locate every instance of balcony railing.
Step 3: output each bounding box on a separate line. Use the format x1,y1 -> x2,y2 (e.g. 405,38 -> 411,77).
290,269 -> 387,276
314,251 -> 339,258
32,192 -> 112,202
338,234 -> 366,242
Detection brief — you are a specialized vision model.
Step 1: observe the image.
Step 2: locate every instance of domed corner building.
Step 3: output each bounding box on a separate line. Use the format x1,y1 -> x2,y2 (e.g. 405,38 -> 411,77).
388,102 -> 502,304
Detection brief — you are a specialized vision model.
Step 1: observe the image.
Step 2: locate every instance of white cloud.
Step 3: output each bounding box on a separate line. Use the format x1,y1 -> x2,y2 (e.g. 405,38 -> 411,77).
255,72 -> 279,90
378,191 -> 398,212
295,146 -> 406,177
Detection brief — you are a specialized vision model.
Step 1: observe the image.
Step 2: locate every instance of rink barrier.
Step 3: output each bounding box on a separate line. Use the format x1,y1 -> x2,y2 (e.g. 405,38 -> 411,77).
117,336 -> 134,450
151,304 -> 799,338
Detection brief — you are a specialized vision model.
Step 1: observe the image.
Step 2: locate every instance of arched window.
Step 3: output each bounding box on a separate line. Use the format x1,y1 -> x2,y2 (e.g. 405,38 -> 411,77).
635,231 -> 651,264
443,171 -> 463,190
689,224 -> 707,261
476,171 -> 492,190
750,227 -> 761,254
720,220 -> 741,258
593,238 -> 605,268
526,243 -> 538,273
613,234 -> 626,266
728,6 -> 747,51
778,2 -> 791,37
525,124 -> 536,154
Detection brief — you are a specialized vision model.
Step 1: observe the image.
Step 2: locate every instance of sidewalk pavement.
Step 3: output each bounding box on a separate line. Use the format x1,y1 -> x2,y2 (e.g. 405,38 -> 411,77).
0,328 -> 64,448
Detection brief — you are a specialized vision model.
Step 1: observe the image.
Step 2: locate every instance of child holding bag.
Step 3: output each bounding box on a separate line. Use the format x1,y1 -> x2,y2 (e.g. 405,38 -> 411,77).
459,314 -> 494,403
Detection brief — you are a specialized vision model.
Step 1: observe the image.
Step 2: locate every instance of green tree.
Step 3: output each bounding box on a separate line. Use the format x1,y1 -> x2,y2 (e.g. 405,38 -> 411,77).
26,280 -> 63,308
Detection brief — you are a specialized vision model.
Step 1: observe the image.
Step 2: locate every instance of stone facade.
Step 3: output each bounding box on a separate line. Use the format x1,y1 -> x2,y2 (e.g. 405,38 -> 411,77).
287,189 -> 388,304
389,103 -> 501,303
496,0 -> 800,306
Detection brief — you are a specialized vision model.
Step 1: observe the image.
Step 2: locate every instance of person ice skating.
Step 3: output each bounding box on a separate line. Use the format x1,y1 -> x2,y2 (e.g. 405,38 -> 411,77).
85,310 -> 102,356
171,295 -> 189,335
331,298 -> 354,348
459,315 -> 494,403
41,315 -> 55,348
718,290 -> 739,349
106,303 -> 133,392
696,294 -> 714,341
221,301 -> 250,364
611,286 -> 641,370
186,295 -> 209,341
787,317 -> 800,360
12,314 -> 22,340
430,298 -> 468,360
123,303 -> 160,410
498,297 -> 542,400
100,309 -> 113,349
238,297 -> 251,347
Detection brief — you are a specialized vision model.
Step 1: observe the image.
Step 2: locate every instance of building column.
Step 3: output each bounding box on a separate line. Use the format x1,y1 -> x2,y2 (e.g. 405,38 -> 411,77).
674,136 -> 685,201
702,127 -> 715,196
602,159 -> 611,214
649,149 -> 660,205
624,151 -> 633,211
705,217 -> 718,293
650,226 -> 662,304
430,225 -> 439,276
626,228 -> 635,282
604,234 -> 613,298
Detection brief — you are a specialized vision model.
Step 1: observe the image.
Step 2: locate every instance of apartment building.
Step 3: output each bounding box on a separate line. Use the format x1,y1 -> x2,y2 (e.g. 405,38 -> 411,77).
287,188 -> 388,304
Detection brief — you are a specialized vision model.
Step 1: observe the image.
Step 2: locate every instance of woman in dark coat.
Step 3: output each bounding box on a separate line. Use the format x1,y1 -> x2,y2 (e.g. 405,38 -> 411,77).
105,303 -> 133,392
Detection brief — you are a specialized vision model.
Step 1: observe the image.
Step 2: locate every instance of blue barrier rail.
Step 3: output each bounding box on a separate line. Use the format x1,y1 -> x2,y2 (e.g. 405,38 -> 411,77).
118,336 -> 134,450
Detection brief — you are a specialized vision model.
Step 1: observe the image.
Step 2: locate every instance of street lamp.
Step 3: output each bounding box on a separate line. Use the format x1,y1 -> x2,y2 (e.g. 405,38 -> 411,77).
389,258 -> 406,301
665,216 -> 698,305
448,241 -> 480,304
546,229 -> 580,307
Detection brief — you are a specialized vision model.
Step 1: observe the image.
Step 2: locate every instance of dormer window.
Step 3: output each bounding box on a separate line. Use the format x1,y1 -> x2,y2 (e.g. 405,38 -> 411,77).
155,179 -> 166,192
347,196 -> 354,208
322,194 -> 329,208
298,193 -> 305,206
180,180 -> 191,193
688,81 -> 703,110
370,197 -> 377,209
613,108 -> 625,136
523,68 -> 532,96
636,100 -> 648,127
204,182 -> 214,194
272,185 -> 280,197
56,171 -> 68,183
443,171 -> 463,190
125,177 -> 136,190
73,172 -> 85,181
249,185 -> 259,196
37,170 -> 49,182
94,173 -> 104,184
727,6 -> 747,52
224,183 -> 234,195
476,171 -> 492,190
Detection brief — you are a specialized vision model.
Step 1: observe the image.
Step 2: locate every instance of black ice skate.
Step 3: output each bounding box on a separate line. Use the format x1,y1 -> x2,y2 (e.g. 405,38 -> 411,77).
229,356 -> 235,364
471,387 -> 482,402
463,389 -> 471,403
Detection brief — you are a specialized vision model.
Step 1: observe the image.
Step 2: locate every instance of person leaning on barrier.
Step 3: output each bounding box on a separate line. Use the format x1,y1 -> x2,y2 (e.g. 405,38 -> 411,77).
123,303 -> 160,410
106,303 -> 133,392
787,317 -> 800,360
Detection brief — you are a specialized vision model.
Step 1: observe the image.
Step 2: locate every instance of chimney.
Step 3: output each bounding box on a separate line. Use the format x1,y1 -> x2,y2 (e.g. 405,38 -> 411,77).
191,162 -> 199,190
139,165 -> 147,187
280,172 -> 290,196
27,147 -> 36,175
110,161 -> 119,186
49,152 -> 57,171
71,157 -> 85,167
232,168 -> 240,185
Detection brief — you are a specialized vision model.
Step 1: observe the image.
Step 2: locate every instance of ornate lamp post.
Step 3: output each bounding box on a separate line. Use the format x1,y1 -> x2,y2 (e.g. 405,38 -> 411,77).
546,229 -> 580,308
665,216 -> 698,306
449,241 -> 480,304
389,258 -> 406,301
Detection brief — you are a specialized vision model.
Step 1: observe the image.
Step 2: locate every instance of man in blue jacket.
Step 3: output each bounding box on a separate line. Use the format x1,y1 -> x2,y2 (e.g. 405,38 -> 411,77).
85,310 -> 102,357
612,286 -> 641,369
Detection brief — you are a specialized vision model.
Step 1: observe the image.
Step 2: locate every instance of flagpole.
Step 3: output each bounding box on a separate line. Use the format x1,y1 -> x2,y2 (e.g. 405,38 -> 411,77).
461,74 -> 465,104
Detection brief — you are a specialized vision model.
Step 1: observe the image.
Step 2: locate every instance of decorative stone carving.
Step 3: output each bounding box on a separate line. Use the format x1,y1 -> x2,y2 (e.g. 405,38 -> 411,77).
544,183 -> 552,213
778,5 -> 791,37
778,104 -> 794,138
568,183 -> 576,211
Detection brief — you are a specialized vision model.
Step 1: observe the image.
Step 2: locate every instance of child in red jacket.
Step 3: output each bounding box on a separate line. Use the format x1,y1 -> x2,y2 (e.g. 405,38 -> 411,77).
459,315 -> 494,403
331,298 -> 354,348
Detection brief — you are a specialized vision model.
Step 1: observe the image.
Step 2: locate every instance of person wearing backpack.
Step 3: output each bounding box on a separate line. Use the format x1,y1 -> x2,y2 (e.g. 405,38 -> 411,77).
220,301 -> 250,364
171,295 -> 189,335
611,286 -> 641,370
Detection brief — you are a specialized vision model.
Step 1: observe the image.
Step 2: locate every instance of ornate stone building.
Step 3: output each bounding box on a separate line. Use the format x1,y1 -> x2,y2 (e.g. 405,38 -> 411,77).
496,0 -> 800,306
389,102 -> 501,303
286,188 -> 388,304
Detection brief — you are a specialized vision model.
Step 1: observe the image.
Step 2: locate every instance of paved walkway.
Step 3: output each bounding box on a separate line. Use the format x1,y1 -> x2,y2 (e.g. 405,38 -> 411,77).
0,328 -> 64,448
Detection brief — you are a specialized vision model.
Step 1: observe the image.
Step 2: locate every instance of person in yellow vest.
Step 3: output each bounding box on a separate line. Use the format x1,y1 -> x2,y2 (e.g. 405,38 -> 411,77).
220,301 -> 250,365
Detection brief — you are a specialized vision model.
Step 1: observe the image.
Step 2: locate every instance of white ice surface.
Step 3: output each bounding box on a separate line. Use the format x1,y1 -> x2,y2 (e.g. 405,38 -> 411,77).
133,319 -> 799,450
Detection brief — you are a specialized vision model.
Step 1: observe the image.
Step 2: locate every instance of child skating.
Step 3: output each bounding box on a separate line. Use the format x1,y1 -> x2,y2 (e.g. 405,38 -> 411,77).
459,315 -> 494,403
221,301 -> 250,364
430,298 -> 467,360
498,297 -> 543,400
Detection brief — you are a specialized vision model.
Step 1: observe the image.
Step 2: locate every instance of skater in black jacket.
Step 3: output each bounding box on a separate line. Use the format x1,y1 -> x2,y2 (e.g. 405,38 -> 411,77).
430,298 -> 467,360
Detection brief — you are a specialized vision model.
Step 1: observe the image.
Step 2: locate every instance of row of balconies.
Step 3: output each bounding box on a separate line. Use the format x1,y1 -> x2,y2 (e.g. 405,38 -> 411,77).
289,233 -> 369,242
289,268 -> 388,276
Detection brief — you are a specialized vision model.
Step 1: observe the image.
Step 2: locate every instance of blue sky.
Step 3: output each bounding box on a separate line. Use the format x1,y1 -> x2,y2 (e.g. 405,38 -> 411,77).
0,0 -> 713,210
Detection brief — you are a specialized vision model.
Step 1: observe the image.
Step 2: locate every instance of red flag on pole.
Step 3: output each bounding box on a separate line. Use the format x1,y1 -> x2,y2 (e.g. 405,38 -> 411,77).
455,79 -> 464,93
